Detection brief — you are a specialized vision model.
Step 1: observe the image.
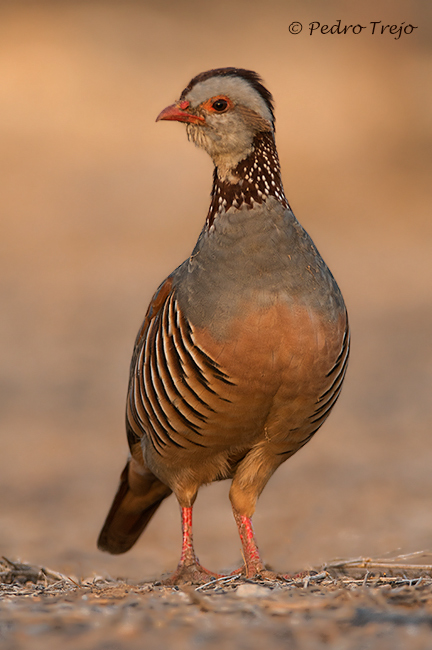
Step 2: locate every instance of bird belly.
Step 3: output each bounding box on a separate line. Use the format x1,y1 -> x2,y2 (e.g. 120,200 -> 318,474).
192,300 -> 347,446
138,298 -> 348,496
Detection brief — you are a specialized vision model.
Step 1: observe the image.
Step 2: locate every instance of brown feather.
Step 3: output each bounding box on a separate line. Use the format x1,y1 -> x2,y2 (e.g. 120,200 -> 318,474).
97,457 -> 172,554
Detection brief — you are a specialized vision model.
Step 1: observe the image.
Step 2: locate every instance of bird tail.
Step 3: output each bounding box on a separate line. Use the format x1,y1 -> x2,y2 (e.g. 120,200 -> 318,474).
97,458 -> 172,554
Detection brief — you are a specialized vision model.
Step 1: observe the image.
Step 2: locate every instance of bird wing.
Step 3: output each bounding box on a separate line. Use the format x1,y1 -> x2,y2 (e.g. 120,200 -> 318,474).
125,271 -> 236,461
97,276 -> 175,555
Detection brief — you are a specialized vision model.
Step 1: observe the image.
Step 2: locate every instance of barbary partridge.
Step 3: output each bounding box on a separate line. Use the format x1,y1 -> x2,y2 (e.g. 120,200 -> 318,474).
98,68 -> 349,583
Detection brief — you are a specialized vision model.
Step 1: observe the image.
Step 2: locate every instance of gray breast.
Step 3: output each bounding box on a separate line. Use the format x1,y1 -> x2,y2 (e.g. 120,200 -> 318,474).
174,198 -> 346,339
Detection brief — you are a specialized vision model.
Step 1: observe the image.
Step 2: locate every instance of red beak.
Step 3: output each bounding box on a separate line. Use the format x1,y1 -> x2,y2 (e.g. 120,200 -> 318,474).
156,102 -> 205,125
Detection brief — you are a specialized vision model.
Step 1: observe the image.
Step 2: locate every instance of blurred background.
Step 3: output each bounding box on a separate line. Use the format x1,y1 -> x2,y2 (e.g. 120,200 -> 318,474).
1,0 -> 431,581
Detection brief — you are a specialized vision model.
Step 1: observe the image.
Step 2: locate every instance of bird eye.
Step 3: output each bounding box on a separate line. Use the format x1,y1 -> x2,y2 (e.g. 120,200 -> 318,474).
212,99 -> 229,112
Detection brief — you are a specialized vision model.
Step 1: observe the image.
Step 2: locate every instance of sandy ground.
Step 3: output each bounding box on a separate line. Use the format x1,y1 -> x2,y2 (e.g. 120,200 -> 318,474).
3,556 -> 432,649
1,0 -> 432,647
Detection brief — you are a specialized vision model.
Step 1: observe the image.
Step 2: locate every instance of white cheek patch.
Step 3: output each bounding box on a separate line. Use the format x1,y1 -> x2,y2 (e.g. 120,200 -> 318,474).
185,77 -> 273,124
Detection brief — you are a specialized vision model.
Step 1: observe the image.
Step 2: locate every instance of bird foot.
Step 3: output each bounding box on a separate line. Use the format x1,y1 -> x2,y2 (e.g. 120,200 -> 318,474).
161,560 -> 221,585
230,564 -> 293,582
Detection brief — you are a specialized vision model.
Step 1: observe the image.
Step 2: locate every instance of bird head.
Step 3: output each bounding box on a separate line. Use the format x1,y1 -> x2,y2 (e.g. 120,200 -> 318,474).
156,68 -> 275,182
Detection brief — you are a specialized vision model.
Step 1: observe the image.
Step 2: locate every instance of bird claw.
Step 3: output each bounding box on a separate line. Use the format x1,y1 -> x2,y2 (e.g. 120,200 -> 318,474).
161,561 -> 221,585
230,564 -> 293,582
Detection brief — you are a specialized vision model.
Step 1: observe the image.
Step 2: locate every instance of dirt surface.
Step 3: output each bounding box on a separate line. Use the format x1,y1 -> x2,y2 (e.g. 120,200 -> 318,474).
3,556 -> 432,650
1,0 -> 432,648
5,558 -> 432,650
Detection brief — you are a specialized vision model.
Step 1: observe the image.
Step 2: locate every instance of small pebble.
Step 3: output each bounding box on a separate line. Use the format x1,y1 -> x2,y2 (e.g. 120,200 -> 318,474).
235,583 -> 271,598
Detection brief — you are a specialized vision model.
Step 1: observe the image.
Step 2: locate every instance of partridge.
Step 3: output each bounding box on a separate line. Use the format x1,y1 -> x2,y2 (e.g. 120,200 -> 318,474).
98,68 -> 349,583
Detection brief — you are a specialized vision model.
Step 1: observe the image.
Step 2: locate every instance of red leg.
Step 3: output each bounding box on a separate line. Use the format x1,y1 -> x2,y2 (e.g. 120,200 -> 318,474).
179,505 -> 196,565
232,508 -> 266,578
232,509 -> 296,581
162,506 -> 221,585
